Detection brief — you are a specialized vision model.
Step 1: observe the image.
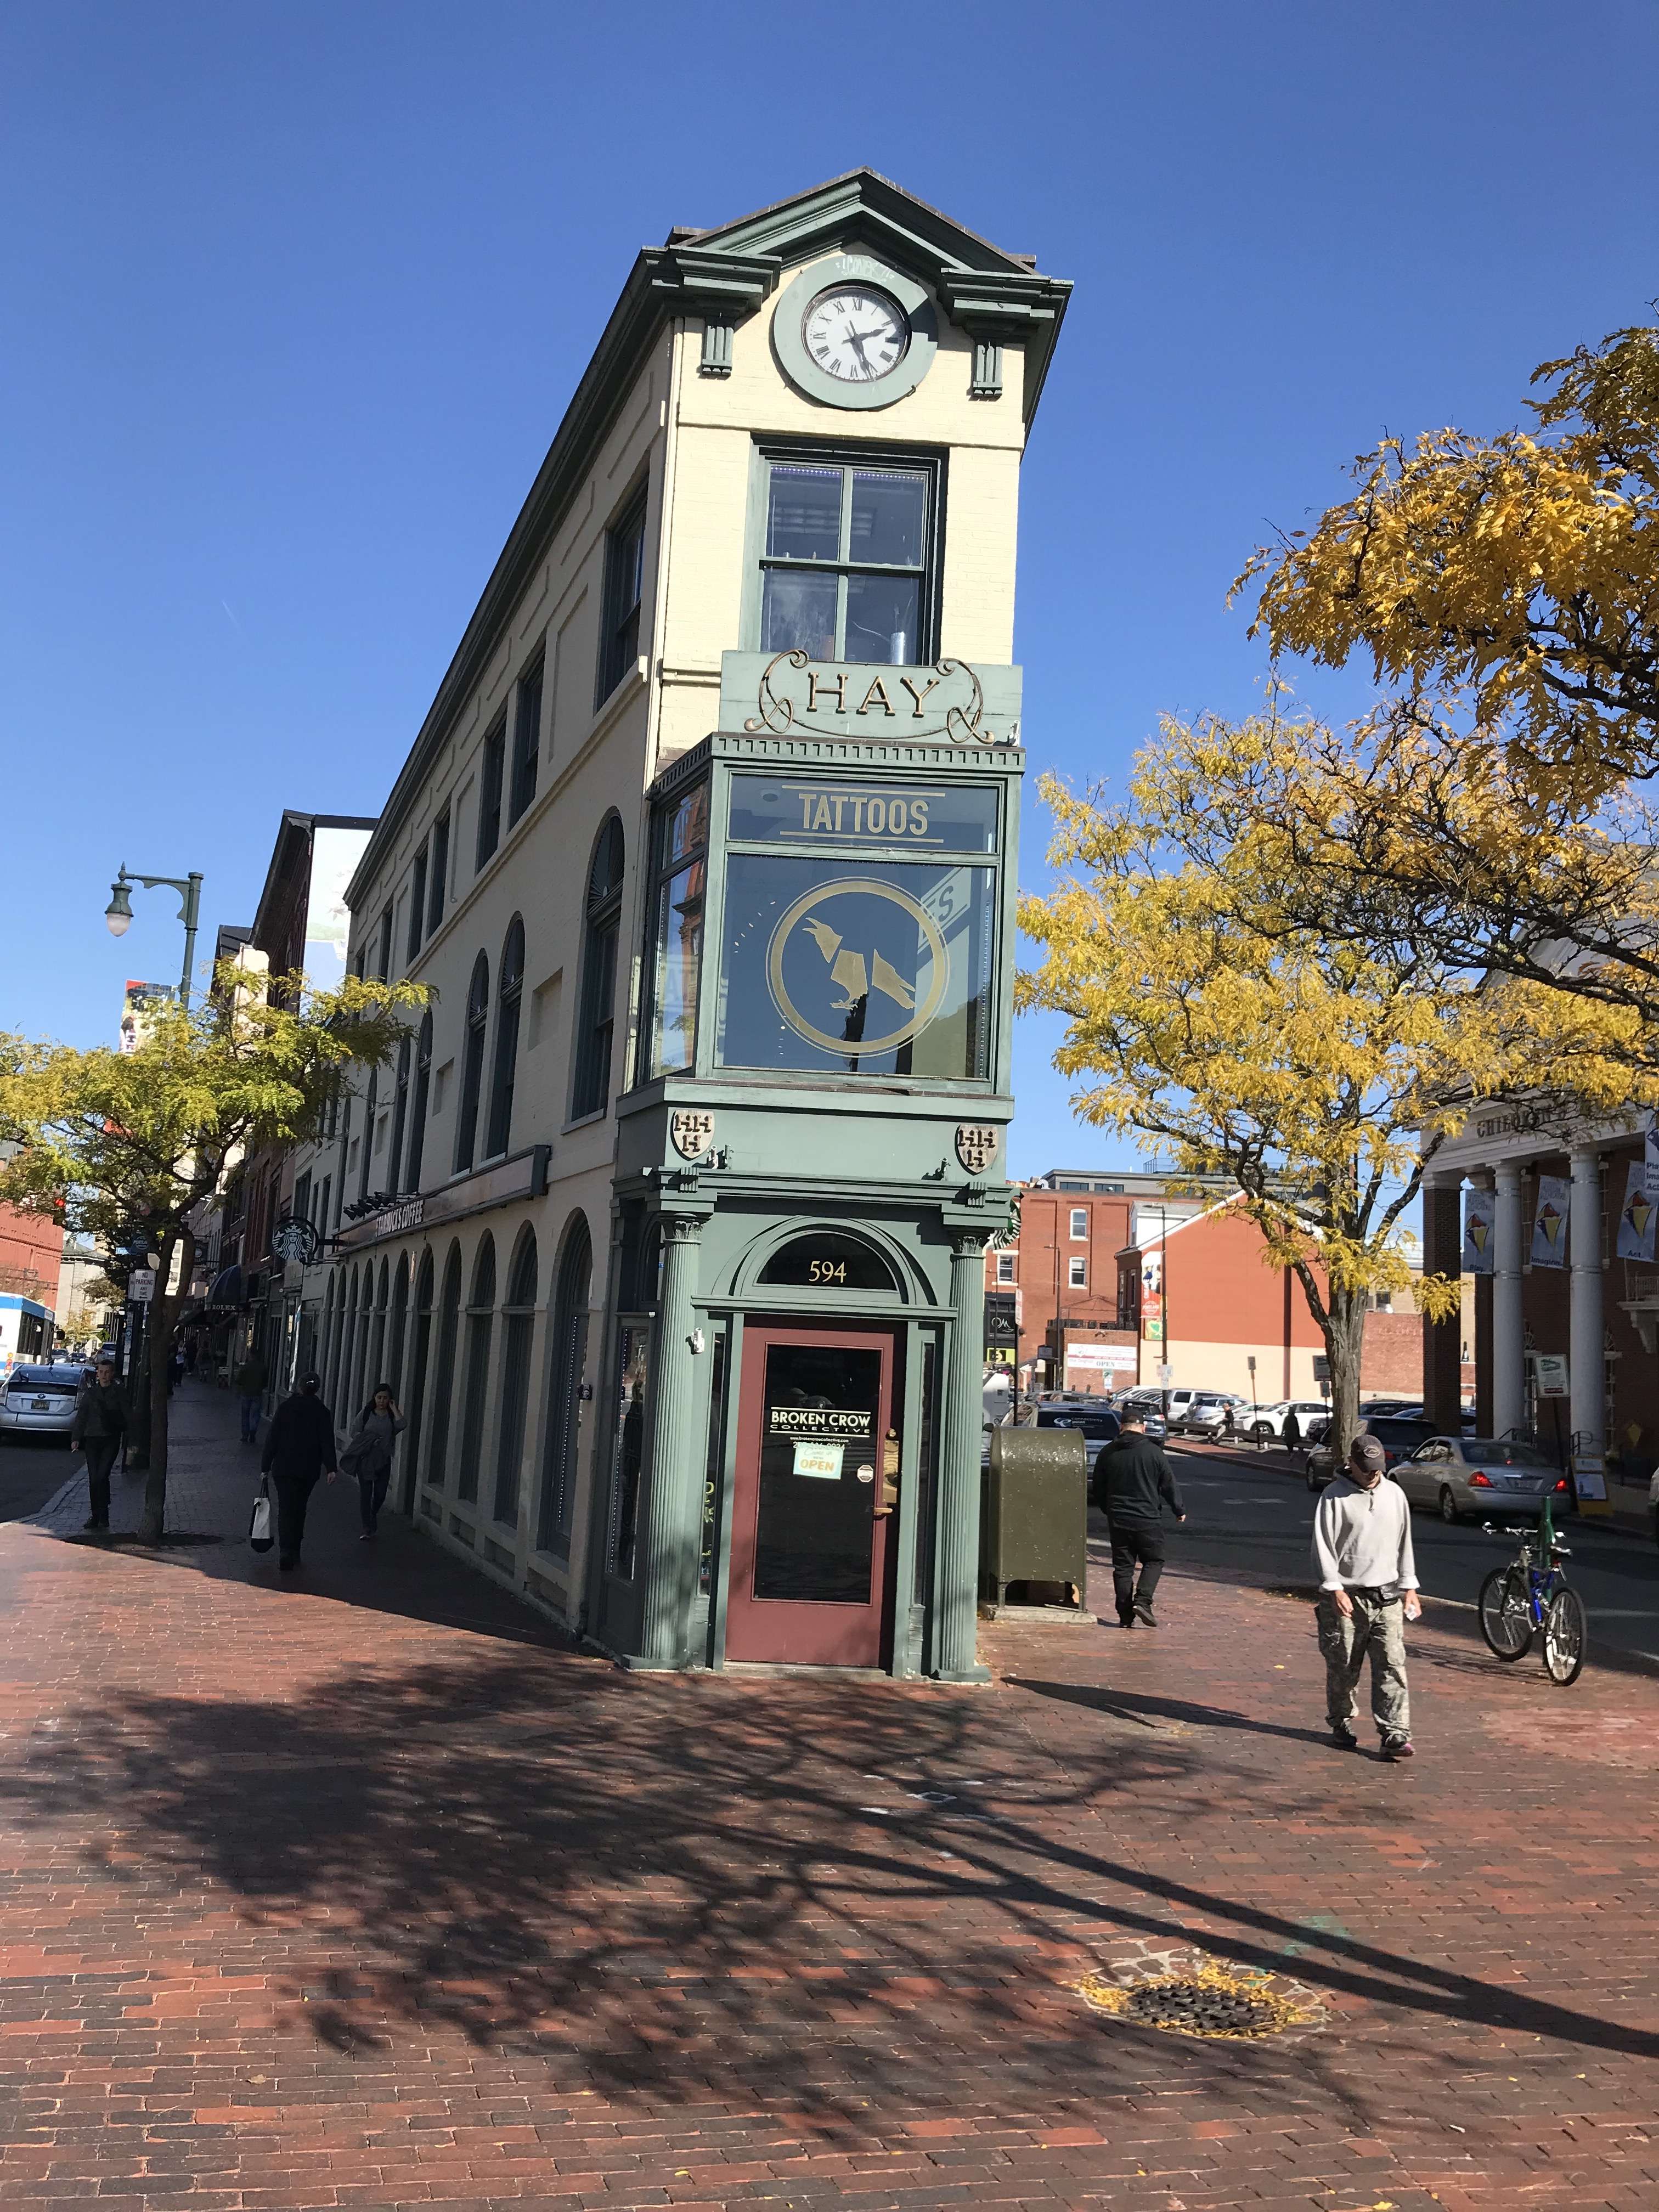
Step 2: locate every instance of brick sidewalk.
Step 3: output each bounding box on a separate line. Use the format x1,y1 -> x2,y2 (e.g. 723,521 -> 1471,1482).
2,1389 -> 1656,2209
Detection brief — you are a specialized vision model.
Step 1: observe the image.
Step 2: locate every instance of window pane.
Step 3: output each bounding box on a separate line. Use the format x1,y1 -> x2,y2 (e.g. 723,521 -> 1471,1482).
845,573 -> 919,665
716,853 -> 995,1080
766,464 -> 842,561
663,783 -> 708,869
761,568 -> 838,658
650,858 -> 703,1074
850,469 -> 926,567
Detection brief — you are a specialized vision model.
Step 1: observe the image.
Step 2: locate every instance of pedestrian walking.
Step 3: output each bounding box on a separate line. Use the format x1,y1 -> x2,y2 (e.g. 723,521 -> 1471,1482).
70,1355 -> 127,1532
341,1383 -> 404,1539
1312,1432 -> 1422,1759
234,1348 -> 269,1444
1091,1410 -> 1186,1627
258,1371 -> 338,1572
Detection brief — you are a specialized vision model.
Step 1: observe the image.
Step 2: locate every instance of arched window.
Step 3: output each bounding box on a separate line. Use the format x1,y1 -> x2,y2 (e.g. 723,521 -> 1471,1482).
336,1094 -> 352,1224
340,1265 -> 360,1413
389,1031 -> 412,1193
358,1068 -> 379,1203
456,1234 -> 496,1505
572,817 -> 624,1119
538,1214 -> 592,1555
493,1228 -> 538,1528
366,1256 -> 389,1403
402,1249 -> 435,1508
405,1011 -> 433,1193
426,1244 -> 463,1491
757,1231 -> 897,1291
388,1253 -> 410,1414
486,916 -> 525,1160
455,953 -> 489,1172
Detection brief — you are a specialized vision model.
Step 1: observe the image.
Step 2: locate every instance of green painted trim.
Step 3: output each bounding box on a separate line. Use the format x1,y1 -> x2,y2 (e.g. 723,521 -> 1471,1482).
890,1316 -> 928,1677
708,1310 -> 742,1669
771,256 -> 938,413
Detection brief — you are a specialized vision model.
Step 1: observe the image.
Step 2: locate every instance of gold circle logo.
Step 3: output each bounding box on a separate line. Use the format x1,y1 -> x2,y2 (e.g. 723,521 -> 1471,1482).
766,877 -> 949,1056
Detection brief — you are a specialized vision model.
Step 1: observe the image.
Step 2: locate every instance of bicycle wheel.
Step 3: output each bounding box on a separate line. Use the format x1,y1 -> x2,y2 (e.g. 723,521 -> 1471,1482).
1477,1567 -> 1533,1660
1543,1587 -> 1587,1685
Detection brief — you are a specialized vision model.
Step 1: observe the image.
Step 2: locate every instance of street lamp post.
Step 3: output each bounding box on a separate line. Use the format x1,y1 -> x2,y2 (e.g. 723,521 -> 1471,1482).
105,866 -> 204,1008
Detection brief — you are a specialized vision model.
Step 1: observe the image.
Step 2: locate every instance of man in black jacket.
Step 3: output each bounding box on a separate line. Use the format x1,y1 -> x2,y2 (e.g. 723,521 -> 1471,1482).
1092,1412 -> 1186,1628
70,1356 -> 127,1532
259,1372 -> 338,1572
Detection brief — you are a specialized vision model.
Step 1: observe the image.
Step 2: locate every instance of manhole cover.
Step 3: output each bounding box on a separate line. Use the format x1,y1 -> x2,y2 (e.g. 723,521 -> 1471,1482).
1126,1976 -> 1275,2036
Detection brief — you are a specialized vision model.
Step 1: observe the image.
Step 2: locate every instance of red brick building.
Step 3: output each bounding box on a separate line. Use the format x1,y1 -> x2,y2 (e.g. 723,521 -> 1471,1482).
988,1171 -> 1433,1404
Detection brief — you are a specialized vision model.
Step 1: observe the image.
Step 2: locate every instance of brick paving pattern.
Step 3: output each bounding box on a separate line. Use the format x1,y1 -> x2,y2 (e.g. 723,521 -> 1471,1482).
1,1384 -> 1656,2209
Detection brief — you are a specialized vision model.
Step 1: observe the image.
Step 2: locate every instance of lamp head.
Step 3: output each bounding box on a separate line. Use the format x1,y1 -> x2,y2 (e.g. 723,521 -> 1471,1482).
105,877 -> 133,938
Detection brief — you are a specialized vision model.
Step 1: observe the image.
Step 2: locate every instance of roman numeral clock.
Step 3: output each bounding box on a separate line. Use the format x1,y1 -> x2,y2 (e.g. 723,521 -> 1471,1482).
772,255 -> 939,410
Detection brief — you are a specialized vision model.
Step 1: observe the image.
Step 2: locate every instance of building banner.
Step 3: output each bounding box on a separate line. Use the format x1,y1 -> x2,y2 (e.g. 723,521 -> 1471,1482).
1531,1175 -> 1571,1268
1463,1187 -> 1496,1274
1647,1118 -> 1659,1198
1616,1161 -> 1657,1261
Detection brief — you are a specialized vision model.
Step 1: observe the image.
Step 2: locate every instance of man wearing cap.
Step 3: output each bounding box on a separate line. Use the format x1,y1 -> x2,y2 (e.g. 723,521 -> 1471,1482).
1313,1432 -> 1422,1758
259,1372 -> 338,1572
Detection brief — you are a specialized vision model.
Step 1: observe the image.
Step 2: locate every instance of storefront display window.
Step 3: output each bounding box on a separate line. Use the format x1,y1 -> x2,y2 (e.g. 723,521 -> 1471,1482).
642,784 -> 707,1077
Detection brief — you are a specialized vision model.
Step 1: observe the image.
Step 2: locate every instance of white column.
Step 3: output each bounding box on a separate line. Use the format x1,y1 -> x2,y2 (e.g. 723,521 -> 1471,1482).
1569,1146 -> 1604,1460
1492,1161 -> 1526,1436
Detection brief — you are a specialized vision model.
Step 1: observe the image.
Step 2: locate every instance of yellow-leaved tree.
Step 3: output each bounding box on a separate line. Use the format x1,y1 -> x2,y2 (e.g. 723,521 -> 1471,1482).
1240,320 -> 1659,802
1234,319 -> 1659,1037
1017,709 -> 1651,1459
0,966 -> 426,1542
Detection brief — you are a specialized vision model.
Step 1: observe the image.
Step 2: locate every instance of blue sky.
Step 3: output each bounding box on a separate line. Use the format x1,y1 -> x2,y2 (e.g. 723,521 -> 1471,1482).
4,1 -> 1657,1176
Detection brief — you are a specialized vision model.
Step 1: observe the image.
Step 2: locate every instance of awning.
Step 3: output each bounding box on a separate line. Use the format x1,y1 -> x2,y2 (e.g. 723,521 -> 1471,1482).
206,1265 -> 245,1311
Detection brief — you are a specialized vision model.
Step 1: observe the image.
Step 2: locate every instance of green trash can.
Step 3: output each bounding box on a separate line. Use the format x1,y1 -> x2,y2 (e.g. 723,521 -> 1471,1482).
981,1424 -> 1088,1610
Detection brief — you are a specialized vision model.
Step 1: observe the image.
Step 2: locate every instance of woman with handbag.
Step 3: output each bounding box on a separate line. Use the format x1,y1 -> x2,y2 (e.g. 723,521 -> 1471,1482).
342,1383 -> 404,1539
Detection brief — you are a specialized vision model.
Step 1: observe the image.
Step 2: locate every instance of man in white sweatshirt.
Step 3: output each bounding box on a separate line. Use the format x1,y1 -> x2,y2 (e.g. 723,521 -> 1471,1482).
1312,1432 -> 1423,1759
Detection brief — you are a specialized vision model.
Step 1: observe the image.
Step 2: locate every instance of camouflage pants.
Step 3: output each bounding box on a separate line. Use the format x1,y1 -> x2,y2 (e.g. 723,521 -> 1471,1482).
1315,1590 -> 1410,1737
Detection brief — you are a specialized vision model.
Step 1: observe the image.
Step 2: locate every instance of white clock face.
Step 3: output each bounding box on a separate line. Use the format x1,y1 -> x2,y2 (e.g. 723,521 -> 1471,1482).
802,286 -> 909,385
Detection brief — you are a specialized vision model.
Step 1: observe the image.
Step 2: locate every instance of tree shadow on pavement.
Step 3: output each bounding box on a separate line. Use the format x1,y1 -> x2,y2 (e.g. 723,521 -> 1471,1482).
4,1642 -> 1657,2141
1015,1675 -> 1334,1747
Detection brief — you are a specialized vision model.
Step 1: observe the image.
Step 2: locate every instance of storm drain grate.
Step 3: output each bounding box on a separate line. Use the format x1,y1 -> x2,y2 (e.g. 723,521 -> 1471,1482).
1126,1976 -> 1276,2036
1073,1954 -> 1319,2041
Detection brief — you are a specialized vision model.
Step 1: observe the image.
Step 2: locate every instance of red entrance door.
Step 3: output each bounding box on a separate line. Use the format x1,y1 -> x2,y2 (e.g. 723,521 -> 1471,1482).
725,1324 -> 899,1666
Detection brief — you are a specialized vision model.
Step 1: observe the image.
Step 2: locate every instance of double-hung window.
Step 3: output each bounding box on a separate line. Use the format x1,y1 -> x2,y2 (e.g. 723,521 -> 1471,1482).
1068,1257 -> 1087,1290
428,810 -> 449,935
755,449 -> 939,666
1069,1207 -> 1088,1240
597,489 -> 647,706
407,845 -> 427,963
509,654 -> 543,825
476,715 -> 506,868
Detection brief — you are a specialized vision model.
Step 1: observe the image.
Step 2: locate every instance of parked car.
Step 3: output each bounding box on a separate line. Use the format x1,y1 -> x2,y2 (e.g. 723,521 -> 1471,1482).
1169,1391 -> 1250,1437
1304,1416 -> 1440,1490
1105,1388 -> 1169,1440
1246,1399 -> 1331,1445
1034,1403 -> 1121,1446
0,1362 -> 88,1443
1395,1435 -> 1572,1525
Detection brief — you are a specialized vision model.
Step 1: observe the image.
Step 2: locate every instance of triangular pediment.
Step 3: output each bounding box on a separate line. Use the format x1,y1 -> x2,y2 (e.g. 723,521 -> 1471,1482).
678,167 -> 1036,279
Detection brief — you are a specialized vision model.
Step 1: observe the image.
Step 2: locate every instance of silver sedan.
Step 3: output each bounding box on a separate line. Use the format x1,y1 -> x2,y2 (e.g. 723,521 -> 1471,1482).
0,1363 -> 90,1442
1396,1435 -> 1571,1525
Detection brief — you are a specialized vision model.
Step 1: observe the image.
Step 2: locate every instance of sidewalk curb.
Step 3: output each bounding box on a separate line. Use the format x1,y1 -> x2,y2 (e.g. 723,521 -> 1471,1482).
27,1463 -> 89,1528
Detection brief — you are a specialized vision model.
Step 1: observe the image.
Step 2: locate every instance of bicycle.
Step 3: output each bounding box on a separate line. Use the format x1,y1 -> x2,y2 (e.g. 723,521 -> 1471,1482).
1476,1500 -> 1587,1684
